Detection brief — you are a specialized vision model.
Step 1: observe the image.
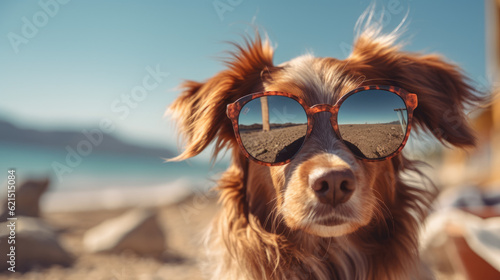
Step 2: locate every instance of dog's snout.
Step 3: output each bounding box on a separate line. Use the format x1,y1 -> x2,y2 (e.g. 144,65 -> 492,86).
310,168 -> 355,206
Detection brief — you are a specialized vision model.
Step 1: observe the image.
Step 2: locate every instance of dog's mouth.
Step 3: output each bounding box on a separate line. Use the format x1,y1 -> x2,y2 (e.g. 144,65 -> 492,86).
300,205 -> 362,237
309,205 -> 354,226
282,197 -> 367,237
316,214 -> 346,226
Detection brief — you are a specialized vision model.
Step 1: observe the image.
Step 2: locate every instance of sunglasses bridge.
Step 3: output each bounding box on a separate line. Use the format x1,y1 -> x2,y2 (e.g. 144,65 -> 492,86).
307,104 -> 339,115
301,104 -> 342,136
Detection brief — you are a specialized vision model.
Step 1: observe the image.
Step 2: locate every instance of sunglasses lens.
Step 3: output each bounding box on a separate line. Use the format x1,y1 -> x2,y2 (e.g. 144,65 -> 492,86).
238,96 -> 308,164
338,90 -> 408,159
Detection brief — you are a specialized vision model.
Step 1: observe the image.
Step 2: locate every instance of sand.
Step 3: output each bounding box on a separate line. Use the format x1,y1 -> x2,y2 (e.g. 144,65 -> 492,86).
1,187 -> 220,280
240,124 -> 307,162
239,123 -> 406,162
339,123 -> 405,158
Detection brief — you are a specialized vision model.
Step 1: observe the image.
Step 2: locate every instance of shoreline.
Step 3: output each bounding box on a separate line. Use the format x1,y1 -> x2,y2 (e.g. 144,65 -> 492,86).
40,178 -> 201,213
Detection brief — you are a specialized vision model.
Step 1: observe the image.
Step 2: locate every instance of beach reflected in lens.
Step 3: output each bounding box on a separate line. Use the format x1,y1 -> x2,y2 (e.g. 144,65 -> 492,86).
238,96 -> 308,163
338,90 -> 407,159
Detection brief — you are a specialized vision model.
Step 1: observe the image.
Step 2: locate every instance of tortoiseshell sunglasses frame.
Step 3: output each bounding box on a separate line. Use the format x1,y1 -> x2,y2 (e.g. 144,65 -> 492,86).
226,85 -> 418,166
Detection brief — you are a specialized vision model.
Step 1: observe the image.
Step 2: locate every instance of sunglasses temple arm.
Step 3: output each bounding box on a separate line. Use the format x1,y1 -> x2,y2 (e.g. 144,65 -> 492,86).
408,93 -> 418,109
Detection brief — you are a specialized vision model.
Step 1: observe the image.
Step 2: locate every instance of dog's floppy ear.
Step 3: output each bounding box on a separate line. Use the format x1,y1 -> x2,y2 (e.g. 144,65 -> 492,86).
168,34 -> 274,161
350,34 -> 482,148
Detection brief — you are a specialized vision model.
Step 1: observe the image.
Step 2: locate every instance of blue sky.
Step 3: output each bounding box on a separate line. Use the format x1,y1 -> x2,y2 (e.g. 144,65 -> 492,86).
338,89 -> 407,124
0,1 -> 486,153
239,96 -> 307,126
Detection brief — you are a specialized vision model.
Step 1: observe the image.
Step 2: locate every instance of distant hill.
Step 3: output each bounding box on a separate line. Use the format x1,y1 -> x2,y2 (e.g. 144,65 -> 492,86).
0,119 -> 175,158
240,122 -> 306,131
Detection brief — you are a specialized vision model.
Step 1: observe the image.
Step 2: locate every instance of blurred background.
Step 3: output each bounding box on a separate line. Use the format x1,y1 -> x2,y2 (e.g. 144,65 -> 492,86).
0,0 -> 498,279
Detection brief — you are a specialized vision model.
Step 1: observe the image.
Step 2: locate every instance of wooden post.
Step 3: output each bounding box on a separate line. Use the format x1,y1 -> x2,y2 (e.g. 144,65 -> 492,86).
261,96 -> 270,132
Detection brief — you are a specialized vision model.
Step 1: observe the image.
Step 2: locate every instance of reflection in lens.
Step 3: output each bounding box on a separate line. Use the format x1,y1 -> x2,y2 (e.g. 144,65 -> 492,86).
238,96 -> 308,163
338,90 -> 407,159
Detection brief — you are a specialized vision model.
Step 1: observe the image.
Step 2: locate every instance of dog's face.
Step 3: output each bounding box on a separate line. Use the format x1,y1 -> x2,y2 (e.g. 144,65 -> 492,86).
169,33 -> 478,238
259,55 -> 384,237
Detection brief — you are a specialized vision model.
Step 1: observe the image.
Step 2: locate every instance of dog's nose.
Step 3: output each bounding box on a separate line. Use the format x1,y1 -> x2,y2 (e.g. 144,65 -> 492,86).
310,168 -> 355,206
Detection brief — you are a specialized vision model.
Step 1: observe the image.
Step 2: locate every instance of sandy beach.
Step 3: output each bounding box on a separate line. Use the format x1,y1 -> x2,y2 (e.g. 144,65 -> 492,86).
1,185 -> 220,280
1,165 -> 497,280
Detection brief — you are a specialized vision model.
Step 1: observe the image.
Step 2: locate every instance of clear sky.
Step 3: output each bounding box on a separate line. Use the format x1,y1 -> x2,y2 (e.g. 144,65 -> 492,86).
239,96 -> 308,126
0,1 -> 486,153
338,90 -> 407,125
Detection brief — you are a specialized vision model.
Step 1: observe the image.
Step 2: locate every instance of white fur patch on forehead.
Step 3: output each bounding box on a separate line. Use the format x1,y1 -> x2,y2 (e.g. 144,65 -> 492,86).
279,54 -> 333,105
278,54 -> 357,105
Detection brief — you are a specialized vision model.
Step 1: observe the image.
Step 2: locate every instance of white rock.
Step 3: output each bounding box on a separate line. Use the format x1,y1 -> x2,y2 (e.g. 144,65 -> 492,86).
83,208 -> 165,257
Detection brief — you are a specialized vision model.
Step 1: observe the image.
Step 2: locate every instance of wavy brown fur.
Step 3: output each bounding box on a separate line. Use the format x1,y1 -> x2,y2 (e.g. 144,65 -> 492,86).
168,26 -> 479,280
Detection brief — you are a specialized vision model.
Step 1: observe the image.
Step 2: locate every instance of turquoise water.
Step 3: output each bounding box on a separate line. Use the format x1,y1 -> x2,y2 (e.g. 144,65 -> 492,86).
0,141 -> 226,192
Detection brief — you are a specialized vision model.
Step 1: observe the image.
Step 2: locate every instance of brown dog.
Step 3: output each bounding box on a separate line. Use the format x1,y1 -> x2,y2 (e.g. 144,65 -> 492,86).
169,18 -> 479,280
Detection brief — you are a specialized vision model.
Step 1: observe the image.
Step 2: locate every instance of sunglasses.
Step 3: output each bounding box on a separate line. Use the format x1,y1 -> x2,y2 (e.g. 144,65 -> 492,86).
226,85 -> 417,166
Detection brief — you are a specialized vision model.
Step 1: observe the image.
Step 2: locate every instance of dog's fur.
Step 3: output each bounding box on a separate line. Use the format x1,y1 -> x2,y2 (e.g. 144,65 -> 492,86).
168,17 -> 480,280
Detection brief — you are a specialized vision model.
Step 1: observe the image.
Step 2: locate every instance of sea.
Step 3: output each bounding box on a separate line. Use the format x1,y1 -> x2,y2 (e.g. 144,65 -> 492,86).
0,141 -> 228,194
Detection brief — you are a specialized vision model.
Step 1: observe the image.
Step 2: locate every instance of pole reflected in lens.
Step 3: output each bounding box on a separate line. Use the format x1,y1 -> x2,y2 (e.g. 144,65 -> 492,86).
238,96 -> 308,163
338,90 -> 407,159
